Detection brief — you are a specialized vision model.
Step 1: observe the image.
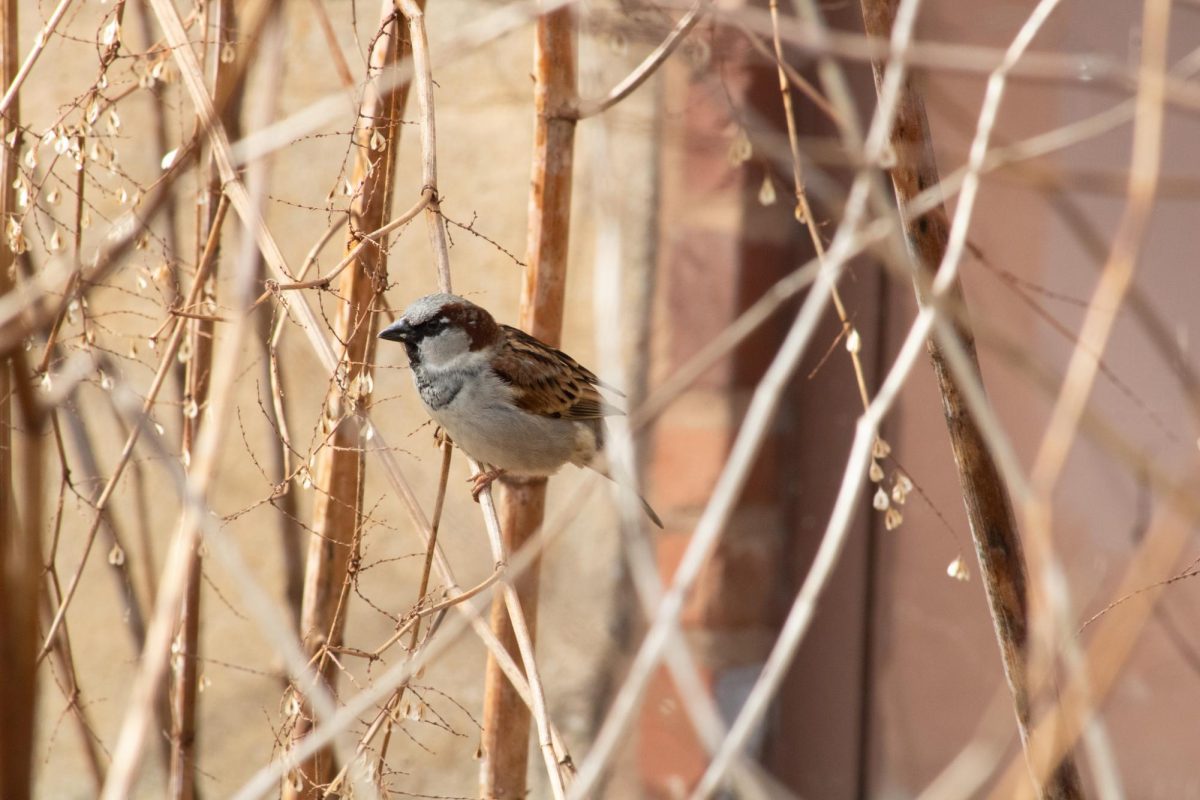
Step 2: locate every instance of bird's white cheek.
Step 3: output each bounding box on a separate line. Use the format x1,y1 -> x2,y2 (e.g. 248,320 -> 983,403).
417,328 -> 472,367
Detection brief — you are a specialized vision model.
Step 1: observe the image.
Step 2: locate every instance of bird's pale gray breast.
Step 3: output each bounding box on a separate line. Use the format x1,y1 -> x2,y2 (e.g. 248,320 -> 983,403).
413,366 -> 465,410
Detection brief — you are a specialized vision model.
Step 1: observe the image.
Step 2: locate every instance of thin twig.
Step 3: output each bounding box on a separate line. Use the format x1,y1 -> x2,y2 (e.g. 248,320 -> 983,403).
99,3 -> 293,792
395,0 -> 452,290
570,0 -> 707,120
37,195 -> 231,663
171,0 -> 242,794
325,440 -> 453,797
860,0 -> 1088,796
0,0 -> 73,117
470,461 -> 567,800
257,189 -> 429,300
307,0 -> 356,90
570,0 -> 927,791
286,2 -> 405,794
474,0 -> 578,794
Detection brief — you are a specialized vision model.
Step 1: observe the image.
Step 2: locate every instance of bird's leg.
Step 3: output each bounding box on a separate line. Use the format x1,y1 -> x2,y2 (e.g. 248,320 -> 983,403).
432,425 -> 452,448
469,467 -> 505,502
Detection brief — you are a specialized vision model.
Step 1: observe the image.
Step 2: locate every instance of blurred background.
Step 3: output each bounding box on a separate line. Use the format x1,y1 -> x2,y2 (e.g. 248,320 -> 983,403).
6,0 -> 1200,798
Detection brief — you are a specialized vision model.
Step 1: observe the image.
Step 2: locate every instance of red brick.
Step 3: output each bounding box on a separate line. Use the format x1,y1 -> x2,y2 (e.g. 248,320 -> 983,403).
637,666 -> 713,799
650,424 -> 730,510
687,507 -> 785,629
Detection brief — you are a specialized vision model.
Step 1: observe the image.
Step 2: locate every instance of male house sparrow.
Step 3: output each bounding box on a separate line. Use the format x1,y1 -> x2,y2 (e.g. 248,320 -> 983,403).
378,293 -> 662,528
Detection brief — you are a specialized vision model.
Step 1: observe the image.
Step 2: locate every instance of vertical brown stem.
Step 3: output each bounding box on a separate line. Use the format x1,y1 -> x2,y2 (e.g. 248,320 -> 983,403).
0,2 -> 36,797
256,305 -> 305,629
857,1 -> 1083,797
40,443 -> 103,790
479,5 -> 576,798
42,584 -> 107,790
4,358 -> 43,800
284,4 -> 408,796
169,1 -> 241,797
0,0 -> 13,572
368,439 -> 452,791
133,0 -> 185,396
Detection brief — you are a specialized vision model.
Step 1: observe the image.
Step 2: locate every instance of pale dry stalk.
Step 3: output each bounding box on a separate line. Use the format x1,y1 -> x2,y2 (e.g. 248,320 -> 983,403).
37,196 -> 229,663
101,4 -> 313,796
856,0 -> 1086,796
284,3 -> 407,794
470,460 -> 568,800
0,0 -> 71,116
169,1 -> 241,796
995,498 -> 1190,799
394,0 -> 452,287
570,0 -> 706,120
570,0 -> 934,792
587,113 -> 776,794
1009,0 -> 1171,793
386,0 -> 571,791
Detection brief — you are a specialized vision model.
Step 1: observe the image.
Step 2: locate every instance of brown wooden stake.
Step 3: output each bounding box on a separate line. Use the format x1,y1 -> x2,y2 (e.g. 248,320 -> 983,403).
479,5 -> 577,798
857,1 -> 1084,797
0,3 -> 37,798
481,481 -> 548,797
283,3 -> 409,796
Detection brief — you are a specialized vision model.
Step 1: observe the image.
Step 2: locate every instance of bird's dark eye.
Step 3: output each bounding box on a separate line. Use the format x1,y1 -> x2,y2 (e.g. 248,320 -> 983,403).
414,317 -> 449,336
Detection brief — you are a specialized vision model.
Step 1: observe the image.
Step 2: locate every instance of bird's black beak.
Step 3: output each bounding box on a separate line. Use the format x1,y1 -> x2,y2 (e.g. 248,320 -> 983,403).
379,318 -> 412,343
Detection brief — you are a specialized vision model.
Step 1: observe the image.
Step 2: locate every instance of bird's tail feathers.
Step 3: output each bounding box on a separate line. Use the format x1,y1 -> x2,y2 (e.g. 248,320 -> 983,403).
588,456 -> 664,529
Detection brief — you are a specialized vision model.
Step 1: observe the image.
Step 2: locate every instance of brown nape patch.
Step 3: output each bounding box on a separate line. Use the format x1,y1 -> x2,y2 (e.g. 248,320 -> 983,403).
442,301 -> 500,350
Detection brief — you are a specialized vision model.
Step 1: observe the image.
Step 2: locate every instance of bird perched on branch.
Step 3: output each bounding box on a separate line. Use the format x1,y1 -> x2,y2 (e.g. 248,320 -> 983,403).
379,293 -> 662,528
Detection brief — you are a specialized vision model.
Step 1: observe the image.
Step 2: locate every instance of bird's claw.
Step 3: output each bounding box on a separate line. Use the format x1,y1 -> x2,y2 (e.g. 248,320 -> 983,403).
469,468 -> 504,502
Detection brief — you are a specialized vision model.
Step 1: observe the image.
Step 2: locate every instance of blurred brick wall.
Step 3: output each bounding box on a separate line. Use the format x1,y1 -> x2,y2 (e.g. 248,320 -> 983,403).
636,3 -> 1200,798
635,10 -> 883,794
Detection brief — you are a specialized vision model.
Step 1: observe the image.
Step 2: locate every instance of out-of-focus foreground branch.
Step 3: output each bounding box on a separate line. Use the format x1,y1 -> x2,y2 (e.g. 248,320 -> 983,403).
858,0 -> 1085,797
170,1 -> 241,797
284,3 -> 406,796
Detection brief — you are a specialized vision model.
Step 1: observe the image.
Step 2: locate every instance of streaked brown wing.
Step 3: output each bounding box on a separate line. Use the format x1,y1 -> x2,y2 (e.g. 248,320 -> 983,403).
491,325 -> 623,420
